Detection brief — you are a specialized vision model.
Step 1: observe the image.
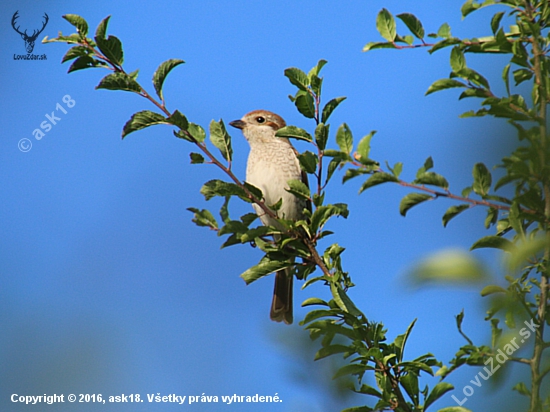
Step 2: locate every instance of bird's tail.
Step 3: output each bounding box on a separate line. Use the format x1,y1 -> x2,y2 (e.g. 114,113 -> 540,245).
270,268 -> 293,324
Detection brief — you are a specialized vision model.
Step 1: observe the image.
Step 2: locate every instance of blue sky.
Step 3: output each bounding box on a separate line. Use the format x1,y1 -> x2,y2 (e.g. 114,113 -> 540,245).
1,1 -> 529,411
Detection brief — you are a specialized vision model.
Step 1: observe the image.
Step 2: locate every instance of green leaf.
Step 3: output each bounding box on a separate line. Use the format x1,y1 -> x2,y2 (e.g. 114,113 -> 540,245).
209,120 -> 232,162
315,344 -> 350,361
321,97 -> 346,123
472,163 -> 491,196
414,172 -> 449,189
153,59 -> 185,101
330,283 -> 363,316
456,68 -> 489,89
336,123 -> 353,154
61,46 -> 89,63
442,204 -> 470,227
95,35 -> 124,66
437,407 -> 473,412
399,193 -> 433,216
63,14 -> 88,36
121,110 -> 167,138
96,72 -> 141,92
95,15 -> 110,40
512,382 -> 531,397
480,285 -> 507,297
450,46 -> 466,72
508,238 -> 548,272
297,151 -> 318,174
308,59 -> 328,78
394,319 -> 417,362
189,153 -> 205,164
187,207 -> 217,229
355,131 -> 376,163
240,258 -> 292,285
188,123 -> 206,143
284,67 -> 309,91
362,41 -> 397,52
311,204 -> 349,233
424,382 -> 454,409
491,11 -> 505,34
437,22 -> 451,38
376,8 -> 397,42
471,235 -> 516,252
397,13 -> 424,39
67,55 -> 104,73
426,79 -> 466,95
168,110 -> 188,130
200,179 -> 247,201
314,123 -> 329,150
295,93 -> 315,118
333,363 -> 369,380
276,125 -> 313,142
409,249 -> 488,284
286,179 -> 311,200
302,297 -> 329,307
359,172 -> 398,193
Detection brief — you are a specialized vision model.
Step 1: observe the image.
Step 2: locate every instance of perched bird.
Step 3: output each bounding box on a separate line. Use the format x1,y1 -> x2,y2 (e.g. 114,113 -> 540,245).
230,110 -> 309,324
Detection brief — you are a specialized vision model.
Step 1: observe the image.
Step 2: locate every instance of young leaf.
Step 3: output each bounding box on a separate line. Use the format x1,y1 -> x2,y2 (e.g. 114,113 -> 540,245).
321,97 -> 346,123
399,193 -> 433,216
376,8 -> 397,42
396,13 -> 425,39
96,72 -> 141,93
121,110 -> 167,138
276,125 -> 313,142
152,59 -> 184,101
437,22 -> 451,38
209,119 -> 233,162
336,123 -> 353,154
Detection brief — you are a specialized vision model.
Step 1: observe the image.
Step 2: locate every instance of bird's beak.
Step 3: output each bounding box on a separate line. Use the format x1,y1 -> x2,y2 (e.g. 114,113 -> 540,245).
229,120 -> 246,130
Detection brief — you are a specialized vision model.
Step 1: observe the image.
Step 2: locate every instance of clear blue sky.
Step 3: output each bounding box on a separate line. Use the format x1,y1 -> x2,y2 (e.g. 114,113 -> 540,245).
1,1 -> 528,411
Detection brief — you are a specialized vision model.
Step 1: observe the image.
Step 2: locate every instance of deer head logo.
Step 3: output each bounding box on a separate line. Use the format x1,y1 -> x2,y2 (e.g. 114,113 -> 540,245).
11,11 -> 49,54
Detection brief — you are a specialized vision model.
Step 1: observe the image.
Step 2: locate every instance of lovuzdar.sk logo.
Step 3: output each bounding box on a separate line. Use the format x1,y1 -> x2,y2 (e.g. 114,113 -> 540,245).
11,11 -> 48,60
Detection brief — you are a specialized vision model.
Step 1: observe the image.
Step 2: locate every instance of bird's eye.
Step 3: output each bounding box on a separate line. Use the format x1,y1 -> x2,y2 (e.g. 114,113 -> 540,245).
256,116 -> 266,124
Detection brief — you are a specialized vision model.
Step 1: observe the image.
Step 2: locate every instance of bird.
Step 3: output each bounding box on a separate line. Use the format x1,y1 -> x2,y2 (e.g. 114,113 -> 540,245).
229,110 -> 309,324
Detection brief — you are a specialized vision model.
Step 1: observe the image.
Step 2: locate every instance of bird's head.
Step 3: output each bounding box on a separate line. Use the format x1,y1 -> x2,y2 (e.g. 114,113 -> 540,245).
229,110 -> 286,144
